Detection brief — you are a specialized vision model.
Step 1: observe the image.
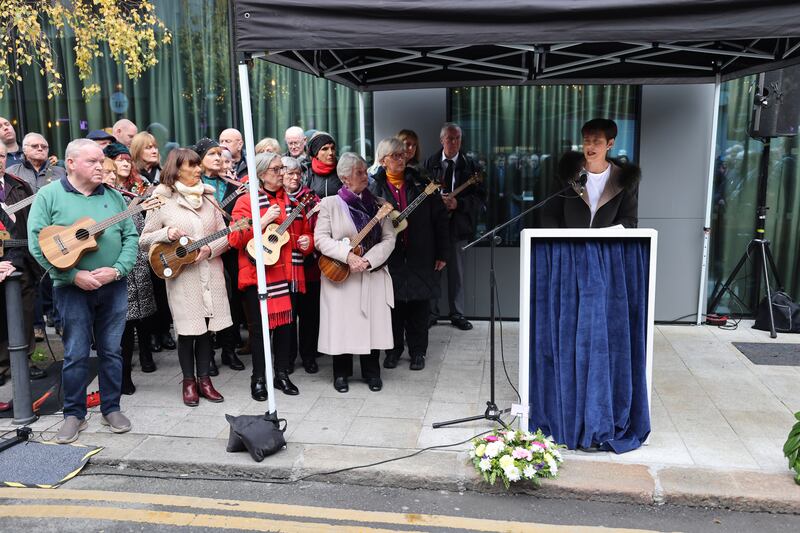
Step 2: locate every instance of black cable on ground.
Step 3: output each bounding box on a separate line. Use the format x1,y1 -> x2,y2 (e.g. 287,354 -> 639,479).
492,270 -> 521,402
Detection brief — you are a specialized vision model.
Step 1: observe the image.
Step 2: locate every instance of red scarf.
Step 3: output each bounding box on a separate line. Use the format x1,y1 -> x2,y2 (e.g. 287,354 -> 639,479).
258,188 -> 296,328
311,157 -> 336,176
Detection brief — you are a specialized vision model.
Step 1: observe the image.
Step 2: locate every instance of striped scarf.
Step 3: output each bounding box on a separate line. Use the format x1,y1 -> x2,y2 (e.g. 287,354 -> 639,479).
256,188 -> 296,329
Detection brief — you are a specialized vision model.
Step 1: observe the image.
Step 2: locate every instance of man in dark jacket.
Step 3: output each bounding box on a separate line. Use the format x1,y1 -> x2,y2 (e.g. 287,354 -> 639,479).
7,132 -> 66,192
370,138 -> 449,370
541,118 -> 640,228
423,123 -> 486,331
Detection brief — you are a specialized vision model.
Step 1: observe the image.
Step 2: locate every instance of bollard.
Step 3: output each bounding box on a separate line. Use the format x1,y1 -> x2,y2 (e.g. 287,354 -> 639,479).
4,272 -> 37,425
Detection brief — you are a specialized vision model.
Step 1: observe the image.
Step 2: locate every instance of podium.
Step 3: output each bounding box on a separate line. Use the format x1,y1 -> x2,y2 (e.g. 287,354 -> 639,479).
518,228 -> 657,453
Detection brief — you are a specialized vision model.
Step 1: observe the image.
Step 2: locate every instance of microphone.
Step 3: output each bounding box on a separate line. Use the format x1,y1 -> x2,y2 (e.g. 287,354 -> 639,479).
571,170 -> 588,196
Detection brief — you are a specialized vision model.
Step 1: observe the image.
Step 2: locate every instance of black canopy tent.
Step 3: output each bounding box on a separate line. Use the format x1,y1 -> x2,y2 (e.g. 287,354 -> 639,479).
231,0 -> 800,90
229,1 -> 800,414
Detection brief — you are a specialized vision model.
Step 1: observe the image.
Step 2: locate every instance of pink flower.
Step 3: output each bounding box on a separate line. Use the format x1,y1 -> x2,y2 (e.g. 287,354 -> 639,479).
511,447 -> 532,460
531,441 -> 546,449
484,435 -> 499,442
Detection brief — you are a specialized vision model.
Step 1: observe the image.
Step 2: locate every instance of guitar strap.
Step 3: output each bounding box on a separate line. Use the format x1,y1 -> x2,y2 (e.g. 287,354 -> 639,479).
204,193 -> 232,222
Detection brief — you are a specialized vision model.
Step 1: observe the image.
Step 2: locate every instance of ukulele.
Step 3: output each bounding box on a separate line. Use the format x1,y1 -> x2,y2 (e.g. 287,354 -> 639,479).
0,230 -> 28,258
442,172 -> 484,217
149,217 -> 252,280
245,192 -> 315,266
318,203 -> 395,283
38,196 -> 164,270
0,195 -> 36,216
388,181 -> 441,235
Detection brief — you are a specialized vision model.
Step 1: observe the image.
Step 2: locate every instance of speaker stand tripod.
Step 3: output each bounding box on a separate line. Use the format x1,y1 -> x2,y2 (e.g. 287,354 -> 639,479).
707,139 -> 783,338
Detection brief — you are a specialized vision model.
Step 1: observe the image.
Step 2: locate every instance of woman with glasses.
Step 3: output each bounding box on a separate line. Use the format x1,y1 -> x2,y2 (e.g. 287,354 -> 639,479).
282,156 -> 322,374
102,144 -> 157,394
228,152 -> 314,400
370,138 -> 449,371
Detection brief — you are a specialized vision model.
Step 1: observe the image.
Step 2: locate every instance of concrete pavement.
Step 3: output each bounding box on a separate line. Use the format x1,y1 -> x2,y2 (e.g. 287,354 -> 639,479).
1,321 -> 799,513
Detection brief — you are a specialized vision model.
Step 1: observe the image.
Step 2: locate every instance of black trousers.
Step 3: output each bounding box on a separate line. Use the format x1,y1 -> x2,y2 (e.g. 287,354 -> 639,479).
391,299 -> 429,358
244,286 -> 293,378
177,332 -> 212,378
332,351 -> 380,379
296,281 -> 320,363
222,250 -> 244,345
121,318 -> 152,370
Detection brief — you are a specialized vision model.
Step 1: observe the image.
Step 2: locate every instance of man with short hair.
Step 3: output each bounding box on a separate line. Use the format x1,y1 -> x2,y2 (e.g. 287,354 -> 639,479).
218,128 -> 247,180
112,119 -> 138,148
28,138 -> 138,443
284,126 -> 309,173
0,116 -> 23,167
7,133 -> 66,192
424,123 -> 486,331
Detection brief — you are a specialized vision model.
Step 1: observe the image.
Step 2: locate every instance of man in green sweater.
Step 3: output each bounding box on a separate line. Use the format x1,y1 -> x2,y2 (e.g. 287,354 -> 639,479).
28,138 -> 139,444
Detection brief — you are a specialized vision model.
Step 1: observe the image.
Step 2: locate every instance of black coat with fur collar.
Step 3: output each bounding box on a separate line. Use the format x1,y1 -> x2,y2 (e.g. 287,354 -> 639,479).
540,151 -> 640,229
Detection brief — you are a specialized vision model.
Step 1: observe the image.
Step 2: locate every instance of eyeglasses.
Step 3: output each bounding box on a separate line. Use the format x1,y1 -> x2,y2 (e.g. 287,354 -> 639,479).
267,165 -> 286,174
26,143 -> 49,150
387,153 -> 405,160
286,140 -> 304,147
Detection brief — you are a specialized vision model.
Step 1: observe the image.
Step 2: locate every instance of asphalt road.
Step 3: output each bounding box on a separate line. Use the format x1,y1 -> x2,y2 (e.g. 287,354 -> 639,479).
1,465 -> 799,532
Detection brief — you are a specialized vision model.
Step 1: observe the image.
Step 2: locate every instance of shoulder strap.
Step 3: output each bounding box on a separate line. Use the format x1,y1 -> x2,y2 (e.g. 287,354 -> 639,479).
204,193 -> 232,221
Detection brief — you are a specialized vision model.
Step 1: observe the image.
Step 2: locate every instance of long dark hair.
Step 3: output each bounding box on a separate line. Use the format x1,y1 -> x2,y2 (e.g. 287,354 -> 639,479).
161,148 -> 201,187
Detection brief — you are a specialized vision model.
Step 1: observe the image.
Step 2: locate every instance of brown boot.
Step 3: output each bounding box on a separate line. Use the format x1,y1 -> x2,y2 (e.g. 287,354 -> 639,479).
197,376 -> 224,403
182,377 -> 199,407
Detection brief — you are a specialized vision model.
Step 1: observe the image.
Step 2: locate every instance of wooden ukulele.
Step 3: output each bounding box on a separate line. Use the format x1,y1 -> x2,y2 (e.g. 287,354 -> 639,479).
388,181 -> 441,235
318,202 -> 394,283
446,171 -> 484,198
0,230 -> 28,258
245,191 -> 315,265
38,196 -> 164,271
149,217 -> 251,280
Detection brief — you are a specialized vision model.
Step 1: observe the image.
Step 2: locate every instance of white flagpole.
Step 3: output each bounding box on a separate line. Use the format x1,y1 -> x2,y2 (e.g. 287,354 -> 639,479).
238,61 -> 277,414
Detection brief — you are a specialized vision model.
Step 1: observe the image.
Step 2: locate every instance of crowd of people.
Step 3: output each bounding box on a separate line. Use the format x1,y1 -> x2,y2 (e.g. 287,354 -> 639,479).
0,114 -> 637,444
0,117 -> 491,444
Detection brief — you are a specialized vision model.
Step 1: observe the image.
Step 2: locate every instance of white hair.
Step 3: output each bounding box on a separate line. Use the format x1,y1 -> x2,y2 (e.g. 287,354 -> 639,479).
22,132 -> 46,147
439,122 -> 462,139
337,152 -> 367,178
375,137 -> 404,163
65,138 -> 100,161
254,151 -> 281,177
284,126 -> 304,139
282,156 -> 302,172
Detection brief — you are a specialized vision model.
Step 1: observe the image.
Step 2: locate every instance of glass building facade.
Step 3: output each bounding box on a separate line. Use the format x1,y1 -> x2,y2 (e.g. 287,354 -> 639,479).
1,2 -> 798,313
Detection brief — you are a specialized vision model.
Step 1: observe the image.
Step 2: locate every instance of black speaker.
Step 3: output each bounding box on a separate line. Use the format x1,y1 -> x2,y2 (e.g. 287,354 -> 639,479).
750,64 -> 800,138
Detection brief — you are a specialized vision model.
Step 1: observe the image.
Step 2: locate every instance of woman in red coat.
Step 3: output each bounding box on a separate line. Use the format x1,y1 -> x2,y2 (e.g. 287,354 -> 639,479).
228,151 -> 314,400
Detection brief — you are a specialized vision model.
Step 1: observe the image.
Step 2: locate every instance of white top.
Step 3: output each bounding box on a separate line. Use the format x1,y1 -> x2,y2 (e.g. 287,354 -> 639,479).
585,164 -> 611,223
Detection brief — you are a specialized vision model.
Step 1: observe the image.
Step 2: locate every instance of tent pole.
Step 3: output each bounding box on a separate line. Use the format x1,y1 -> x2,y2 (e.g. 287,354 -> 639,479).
697,74 -> 721,326
238,61 -> 277,414
358,91 -> 367,159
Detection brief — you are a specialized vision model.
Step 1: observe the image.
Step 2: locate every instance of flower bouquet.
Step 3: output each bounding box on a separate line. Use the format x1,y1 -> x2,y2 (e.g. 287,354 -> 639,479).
468,428 -> 564,489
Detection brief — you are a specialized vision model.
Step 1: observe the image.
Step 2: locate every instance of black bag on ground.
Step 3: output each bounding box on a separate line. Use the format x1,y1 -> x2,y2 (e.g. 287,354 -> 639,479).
753,291 -> 800,333
225,412 -> 287,462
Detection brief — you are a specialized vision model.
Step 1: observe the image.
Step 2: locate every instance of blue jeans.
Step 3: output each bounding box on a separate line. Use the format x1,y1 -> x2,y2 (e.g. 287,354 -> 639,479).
54,279 -> 128,419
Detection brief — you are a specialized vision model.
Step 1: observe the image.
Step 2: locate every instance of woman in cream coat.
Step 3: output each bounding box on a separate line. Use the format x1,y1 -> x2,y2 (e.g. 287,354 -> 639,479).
140,148 -> 232,407
315,152 -> 396,393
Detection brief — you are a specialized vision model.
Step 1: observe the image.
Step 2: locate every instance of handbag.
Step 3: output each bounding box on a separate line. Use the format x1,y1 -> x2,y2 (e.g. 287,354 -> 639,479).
753,291 -> 800,333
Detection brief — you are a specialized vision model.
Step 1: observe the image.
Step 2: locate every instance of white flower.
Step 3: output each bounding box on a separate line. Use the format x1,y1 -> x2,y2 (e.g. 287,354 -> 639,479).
523,465 -> 537,479
505,465 -> 521,482
503,430 -> 517,442
498,454 -> 515,470
484,441 -> 505,458
546,456 -> 558,475
479,458 -> 492,471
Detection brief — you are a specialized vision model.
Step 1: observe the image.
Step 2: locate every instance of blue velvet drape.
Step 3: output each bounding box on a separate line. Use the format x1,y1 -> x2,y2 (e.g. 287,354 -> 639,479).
528,239 -> 651,453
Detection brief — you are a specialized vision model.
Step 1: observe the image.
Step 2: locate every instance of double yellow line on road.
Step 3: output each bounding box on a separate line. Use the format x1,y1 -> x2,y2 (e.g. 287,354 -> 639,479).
0,487 -> 664,532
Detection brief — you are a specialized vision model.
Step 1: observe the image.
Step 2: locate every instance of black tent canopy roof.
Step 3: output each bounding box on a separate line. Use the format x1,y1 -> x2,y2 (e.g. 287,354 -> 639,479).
232,0 -> 800,90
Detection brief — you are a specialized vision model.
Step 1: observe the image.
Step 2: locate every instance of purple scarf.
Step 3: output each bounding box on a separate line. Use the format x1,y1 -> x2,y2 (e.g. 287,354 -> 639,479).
338,186 -> 382,252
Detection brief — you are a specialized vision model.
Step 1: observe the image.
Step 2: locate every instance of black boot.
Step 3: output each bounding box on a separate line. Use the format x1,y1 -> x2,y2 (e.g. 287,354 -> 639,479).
150,333 -> 162,353
221,347 -> 245,370
208,355 -> 219,377
250,376 -> 268,401
273,371 -> 299,395
383,350 -> 400,369
161,331 -> 176,350
139,345 -> 156,373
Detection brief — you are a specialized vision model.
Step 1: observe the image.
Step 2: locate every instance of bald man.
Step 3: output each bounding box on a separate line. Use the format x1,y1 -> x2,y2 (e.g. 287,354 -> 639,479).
218,128 -> 247,180
112,119 -> 138,148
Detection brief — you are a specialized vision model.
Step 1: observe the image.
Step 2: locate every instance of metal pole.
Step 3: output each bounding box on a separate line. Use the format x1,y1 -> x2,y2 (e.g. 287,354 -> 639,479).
238,61 -> 277,415
358,92 -> 367,159
697,75 -> 721,325
4,273 -> 36,425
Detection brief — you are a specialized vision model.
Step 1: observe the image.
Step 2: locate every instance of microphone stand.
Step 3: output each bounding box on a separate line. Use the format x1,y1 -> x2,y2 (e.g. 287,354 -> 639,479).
433,182 -> 577,429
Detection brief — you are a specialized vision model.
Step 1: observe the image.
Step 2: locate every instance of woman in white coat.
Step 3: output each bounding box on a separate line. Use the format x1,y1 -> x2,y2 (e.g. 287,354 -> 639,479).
315,152 -> 396,393
140,148 -> 232,407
